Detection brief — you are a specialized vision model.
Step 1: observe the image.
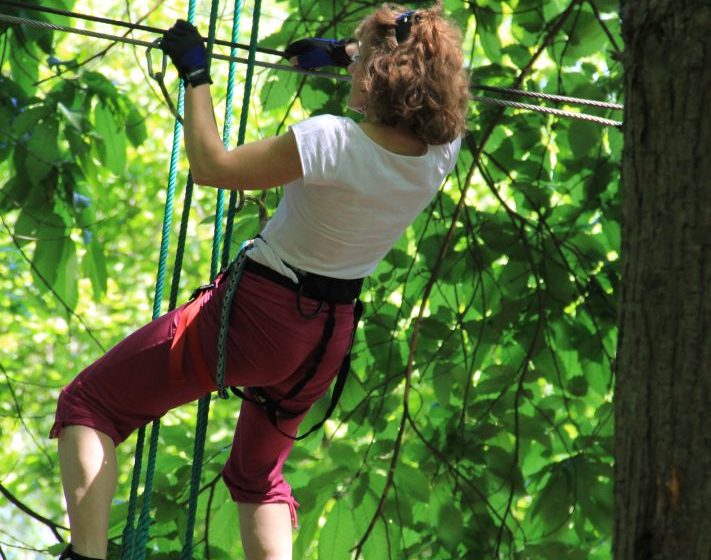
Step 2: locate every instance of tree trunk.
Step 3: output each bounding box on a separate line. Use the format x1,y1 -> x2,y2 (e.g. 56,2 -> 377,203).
615,1 -> 711,559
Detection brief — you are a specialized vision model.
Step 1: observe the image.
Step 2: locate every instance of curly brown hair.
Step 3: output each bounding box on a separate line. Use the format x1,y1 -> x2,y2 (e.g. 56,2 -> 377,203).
354,1 -> 469,145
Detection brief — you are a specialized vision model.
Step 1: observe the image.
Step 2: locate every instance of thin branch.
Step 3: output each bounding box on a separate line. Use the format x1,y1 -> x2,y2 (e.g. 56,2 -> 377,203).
0,483 -> 67,542
587,0 -> 622,54
0,361 -> 55,468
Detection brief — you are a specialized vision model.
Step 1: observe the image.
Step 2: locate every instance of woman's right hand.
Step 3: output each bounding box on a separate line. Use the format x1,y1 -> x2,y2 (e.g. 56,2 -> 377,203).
284,38 -> 356,69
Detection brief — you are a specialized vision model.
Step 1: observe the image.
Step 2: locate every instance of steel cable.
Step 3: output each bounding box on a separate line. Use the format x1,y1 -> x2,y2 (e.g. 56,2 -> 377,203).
0,3 -> 624,110
0,11 -> 623,127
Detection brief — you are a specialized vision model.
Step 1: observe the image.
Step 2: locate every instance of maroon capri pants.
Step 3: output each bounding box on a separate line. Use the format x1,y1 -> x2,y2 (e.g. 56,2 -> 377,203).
50,265 -> 357,527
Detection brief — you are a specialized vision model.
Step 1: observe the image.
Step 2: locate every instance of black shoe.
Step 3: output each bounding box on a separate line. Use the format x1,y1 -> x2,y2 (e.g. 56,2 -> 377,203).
58,544 -> 103,560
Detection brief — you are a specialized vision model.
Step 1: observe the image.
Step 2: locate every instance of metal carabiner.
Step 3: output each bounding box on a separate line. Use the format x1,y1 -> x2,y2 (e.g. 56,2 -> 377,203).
145,38 -> 184,125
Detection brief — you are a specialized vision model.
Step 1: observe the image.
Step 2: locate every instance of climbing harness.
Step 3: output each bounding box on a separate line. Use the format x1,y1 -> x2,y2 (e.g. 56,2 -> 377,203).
166,238 -> 364,441
216,249 -> 364,441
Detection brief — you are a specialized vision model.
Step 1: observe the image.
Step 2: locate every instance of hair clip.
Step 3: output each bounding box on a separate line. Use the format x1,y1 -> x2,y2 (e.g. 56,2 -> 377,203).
395,10 -> 418,43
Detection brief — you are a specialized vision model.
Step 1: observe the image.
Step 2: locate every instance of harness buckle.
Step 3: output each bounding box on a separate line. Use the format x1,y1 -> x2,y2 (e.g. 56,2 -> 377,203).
189,282 -> 214,301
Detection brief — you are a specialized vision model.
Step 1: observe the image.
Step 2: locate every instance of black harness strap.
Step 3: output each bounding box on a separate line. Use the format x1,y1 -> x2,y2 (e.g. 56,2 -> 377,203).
230,299 -> 363,441
215,252 -> 364,440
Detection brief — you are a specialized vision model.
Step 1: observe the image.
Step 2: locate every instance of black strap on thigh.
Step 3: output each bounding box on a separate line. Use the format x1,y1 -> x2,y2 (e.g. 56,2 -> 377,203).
230,298 -> 363,441
214,248 -> 364,439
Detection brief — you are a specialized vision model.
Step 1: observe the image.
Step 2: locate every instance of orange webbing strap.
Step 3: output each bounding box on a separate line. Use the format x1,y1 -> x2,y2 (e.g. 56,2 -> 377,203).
169,297 -> 216,392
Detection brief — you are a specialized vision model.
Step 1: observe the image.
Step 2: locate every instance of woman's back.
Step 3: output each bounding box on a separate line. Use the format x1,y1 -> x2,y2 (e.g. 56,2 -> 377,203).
250,115 -> 461,280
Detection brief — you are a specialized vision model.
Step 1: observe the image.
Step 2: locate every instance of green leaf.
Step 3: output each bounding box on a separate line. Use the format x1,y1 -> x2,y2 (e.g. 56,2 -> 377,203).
486,445 -> 525,492
437,502 -> 464,553
26,117 -> 60,184
513,182 -> 550,211
543,258 -> 577,305
433,361 -> 454,406
260,70 -> 299,112
125,102 -> 148,147
294,470 -> 344,559
47,543 -> 67,555
208,484 -> 239,555
530,462 -> 575,531
477,11 -> 501,61
502,44 -> 531,69
82,236 -> 107,299
353,491 -> 390,559
318,500 -> 357,560
567,375 -> 588,397
32,233 -> 79,311
396,462 -> 431,502
300,82 -> 331,112
94,100 -> 126,175
567,120 -> 601,158
9,40 -> 39,96
84,71 -> 119,99
58,102 -> 84,131
476,364 -> 518,394
330,440 -> 361,468
499,261 -> 531,298
420,316 -> 450,341
478,216 -> 517,253
0,177 -> 31,212
12,105 -> 52,137
13,208 -> 41,245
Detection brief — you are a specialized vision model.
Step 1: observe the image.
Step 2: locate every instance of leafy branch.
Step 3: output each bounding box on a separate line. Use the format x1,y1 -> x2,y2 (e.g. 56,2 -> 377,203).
0,215 -> 107,353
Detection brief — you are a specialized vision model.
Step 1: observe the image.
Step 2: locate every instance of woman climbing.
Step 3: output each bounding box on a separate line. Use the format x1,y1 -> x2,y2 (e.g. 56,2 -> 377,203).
51,2 -> 468,559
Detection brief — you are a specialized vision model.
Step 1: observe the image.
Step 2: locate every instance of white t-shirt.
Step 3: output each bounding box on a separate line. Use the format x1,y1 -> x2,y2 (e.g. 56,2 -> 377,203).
248,115 -> 461,280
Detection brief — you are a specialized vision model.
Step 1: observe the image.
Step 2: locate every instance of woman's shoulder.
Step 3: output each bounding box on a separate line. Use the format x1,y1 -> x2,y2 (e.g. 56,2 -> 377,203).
291,114 -> 351,144
297,113 -> 351,129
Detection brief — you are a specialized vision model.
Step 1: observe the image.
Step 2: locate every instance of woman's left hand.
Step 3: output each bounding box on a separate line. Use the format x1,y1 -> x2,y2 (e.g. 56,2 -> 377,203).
161,20 -> 212,87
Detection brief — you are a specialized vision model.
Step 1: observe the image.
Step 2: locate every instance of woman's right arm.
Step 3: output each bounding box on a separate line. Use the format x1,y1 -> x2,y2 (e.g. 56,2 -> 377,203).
183,84 -> 303,191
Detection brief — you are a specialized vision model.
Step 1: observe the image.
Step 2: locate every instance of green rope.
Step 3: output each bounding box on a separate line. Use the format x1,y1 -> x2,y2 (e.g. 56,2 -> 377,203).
181,0 -> 260,556
120,0 -> 262,555
222,0 -> 263,267
214,0 -> 244,273
216,0 -> 263,397
120,426 -> 143,559
121,1 -> 197,556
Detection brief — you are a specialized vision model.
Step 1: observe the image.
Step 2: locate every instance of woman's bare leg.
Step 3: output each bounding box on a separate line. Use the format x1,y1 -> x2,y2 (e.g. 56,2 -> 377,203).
58,425 -> 117,559
238,502 -> 292,560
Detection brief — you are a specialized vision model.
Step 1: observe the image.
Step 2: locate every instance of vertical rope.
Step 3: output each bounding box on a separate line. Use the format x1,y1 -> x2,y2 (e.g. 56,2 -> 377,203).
180,394 -> 211,560
120,428 -> 143,560
168,174 -> 196,309
222,0 -> 262,264
123,0 -> 263,555
214,0 -> 244,273
180,0 -> 236,556
122,2 -> 197,558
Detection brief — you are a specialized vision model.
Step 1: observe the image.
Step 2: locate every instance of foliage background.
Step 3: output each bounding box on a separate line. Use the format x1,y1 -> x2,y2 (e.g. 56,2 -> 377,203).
0,0 -> 622,558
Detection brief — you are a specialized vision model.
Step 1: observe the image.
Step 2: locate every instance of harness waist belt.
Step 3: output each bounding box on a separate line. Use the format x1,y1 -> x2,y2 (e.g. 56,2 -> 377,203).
244,258 -> 363,304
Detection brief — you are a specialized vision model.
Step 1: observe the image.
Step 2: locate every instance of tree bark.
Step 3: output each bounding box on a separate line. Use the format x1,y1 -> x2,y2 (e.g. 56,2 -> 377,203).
615,1 -> 711,559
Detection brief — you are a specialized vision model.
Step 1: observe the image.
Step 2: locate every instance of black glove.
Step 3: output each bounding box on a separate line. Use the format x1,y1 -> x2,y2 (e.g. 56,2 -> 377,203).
161,20 -> 212,88
284,38 -> 355,69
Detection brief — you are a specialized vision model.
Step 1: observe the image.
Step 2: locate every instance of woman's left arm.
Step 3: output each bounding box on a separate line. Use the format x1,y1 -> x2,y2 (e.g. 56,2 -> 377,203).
183,84 -> 303,190
162,20 -> 303,191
